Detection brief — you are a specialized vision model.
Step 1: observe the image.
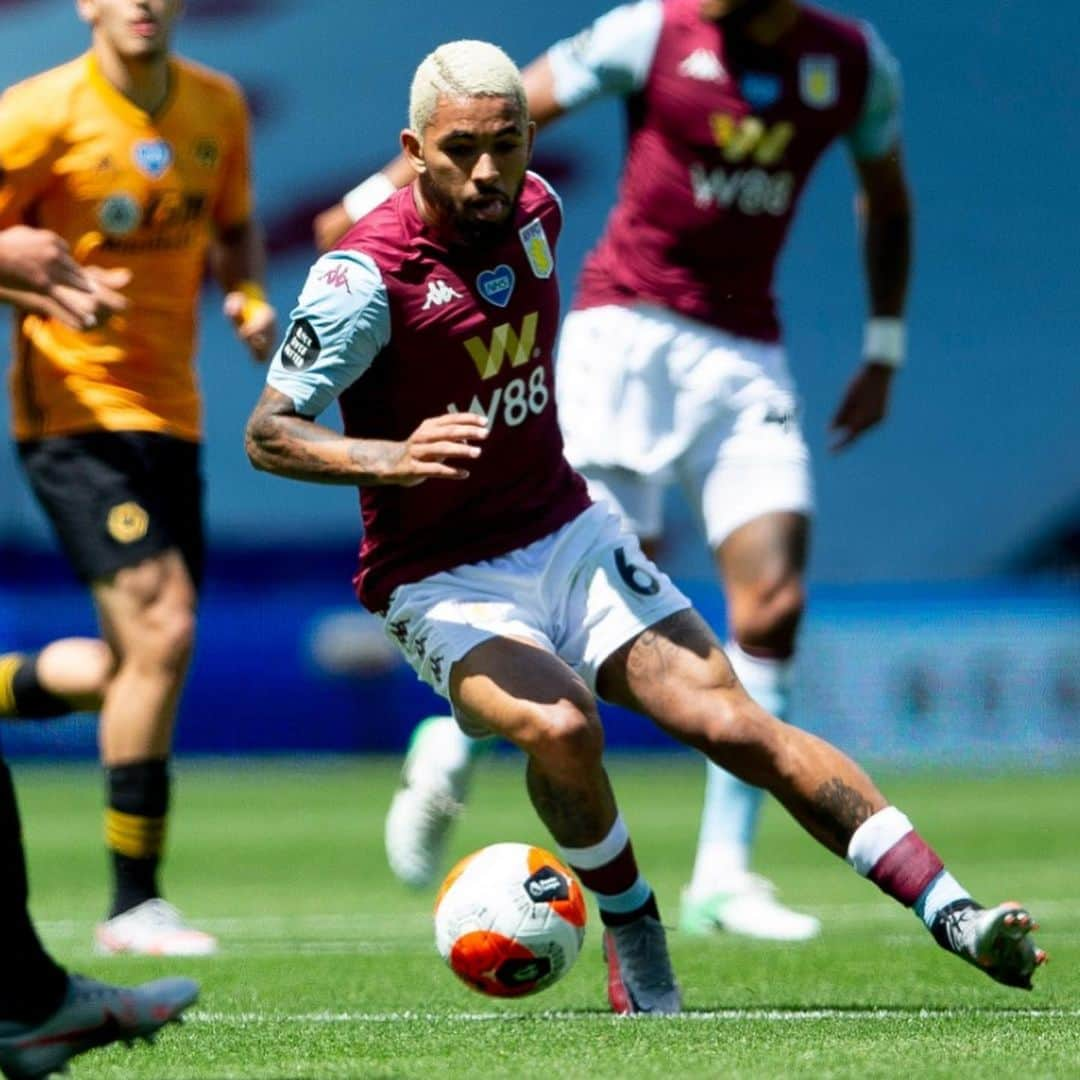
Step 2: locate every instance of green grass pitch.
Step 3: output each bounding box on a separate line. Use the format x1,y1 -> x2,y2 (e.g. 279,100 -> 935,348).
14,755 -> 1080,1078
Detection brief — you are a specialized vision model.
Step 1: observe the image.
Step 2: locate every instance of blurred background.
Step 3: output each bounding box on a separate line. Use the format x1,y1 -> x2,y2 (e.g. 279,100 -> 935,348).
1,0 -> 1077,762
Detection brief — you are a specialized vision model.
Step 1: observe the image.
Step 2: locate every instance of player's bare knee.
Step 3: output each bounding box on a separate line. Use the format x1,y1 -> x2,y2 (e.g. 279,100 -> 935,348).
730,576 -> 805,655
525,699 -> 603,774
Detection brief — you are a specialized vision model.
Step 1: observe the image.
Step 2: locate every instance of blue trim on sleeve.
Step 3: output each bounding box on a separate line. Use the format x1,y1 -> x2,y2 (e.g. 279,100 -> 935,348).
547,0 -> 663,110
846,22 -> 903,161
267,250 -> 391,418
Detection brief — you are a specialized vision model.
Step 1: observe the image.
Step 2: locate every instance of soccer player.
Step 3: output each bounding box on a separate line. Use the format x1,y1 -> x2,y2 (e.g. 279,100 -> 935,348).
0,0 -> 276,955
0,224 -> 198,1080
248,40 -> 1043,1014
315,0 -> 910,941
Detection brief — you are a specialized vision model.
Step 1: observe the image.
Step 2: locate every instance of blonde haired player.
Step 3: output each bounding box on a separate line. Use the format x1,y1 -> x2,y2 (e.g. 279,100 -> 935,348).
317,0 -> 913,944
255,38 -> 1042,1014
0,0 -> 276,956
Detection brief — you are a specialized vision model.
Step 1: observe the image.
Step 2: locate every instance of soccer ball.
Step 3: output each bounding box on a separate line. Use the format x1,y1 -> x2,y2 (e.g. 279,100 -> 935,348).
434,842 -> 587,997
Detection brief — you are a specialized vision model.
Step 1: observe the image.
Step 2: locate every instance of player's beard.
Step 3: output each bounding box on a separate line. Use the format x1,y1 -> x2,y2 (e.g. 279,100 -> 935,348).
718,0 -> 778,28
420,171 -> 525,249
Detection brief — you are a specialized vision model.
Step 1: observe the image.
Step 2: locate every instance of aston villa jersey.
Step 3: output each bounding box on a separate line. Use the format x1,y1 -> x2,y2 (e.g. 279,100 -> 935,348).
547,0 -> 902,341
267,173 -> 590,612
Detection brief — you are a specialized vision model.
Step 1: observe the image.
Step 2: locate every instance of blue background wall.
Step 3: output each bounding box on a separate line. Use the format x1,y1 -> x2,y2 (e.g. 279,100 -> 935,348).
0,1 -> 1077,759
1,0 -> 1077,579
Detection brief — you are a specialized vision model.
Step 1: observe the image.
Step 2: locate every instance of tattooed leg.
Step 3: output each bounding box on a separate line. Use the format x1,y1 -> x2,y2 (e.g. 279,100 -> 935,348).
600,609 -> 887,855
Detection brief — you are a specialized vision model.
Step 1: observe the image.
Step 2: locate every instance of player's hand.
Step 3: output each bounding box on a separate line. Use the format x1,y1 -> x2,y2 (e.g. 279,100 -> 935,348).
313,203 -> 353,253
37,265 -> 131,331
829,361 -> 895,451
0,226 -> 129,329
0,225 -> 87,293
387,412 -> 490,486
224,289 -> 278,363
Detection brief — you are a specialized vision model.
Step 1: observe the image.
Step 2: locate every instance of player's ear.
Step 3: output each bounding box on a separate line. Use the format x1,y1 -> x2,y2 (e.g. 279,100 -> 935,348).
525,120 -> 537,163
74,0 -> 96,26
401,129 -> 426,175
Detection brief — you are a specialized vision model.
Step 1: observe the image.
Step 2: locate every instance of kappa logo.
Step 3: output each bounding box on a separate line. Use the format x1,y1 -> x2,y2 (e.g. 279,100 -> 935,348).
678,48 -> 727,83
132,139 -> 173,179
422,279 -> 462,310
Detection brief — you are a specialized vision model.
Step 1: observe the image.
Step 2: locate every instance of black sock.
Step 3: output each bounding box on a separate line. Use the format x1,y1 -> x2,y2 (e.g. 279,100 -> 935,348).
0,758 -> 68,1024
598,891 -> 661,929
0,653 -> 71,720
105,759 -> 169,918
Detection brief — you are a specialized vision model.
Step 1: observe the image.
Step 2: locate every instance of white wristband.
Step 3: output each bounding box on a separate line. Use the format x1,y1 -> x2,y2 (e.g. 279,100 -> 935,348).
342,172 -> 396,223
863,317 -> 906,368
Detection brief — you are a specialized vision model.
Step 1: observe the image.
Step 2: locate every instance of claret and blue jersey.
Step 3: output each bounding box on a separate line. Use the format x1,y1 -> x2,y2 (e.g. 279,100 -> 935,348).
267,173 -> 589,612
547,0 -> 903,341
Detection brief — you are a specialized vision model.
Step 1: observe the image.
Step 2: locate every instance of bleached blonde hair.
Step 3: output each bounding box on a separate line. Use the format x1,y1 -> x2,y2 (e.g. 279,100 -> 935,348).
409,40 -> 527,133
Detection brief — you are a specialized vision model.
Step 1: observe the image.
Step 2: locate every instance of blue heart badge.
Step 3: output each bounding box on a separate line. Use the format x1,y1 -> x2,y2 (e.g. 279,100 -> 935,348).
476,264 -> 515,308
132,139 -> 173,179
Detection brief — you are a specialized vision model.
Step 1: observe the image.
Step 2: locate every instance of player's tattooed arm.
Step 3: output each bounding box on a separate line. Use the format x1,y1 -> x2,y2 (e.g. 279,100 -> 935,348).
245,386 -> 488,487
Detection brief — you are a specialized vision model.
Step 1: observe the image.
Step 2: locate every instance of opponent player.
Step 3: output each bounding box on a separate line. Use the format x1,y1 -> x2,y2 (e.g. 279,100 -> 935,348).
0,224 -> 198,1080
315,0 -> 910,941
0,0 -> 276,955
249,40 -> 1043,1014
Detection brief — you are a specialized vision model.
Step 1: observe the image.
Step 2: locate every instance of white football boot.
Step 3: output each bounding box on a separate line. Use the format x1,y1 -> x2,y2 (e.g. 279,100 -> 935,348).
0,973 -> 197,1080
603,915 -> 682,1015
931,900 -> 1047,989
679,873 -> 821,941
95,899 -> 218,957
385,716 -> 478,888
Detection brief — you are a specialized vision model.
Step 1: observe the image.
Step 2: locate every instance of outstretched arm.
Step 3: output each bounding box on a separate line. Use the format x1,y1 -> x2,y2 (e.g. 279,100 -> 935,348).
245,386 -> 488,487
829,147 -> 912,451
313,0 -> 663,249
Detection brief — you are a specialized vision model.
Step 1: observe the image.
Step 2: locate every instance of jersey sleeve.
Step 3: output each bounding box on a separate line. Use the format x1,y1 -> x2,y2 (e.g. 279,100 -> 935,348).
212,85 -> 254,230
0,83 -> 62,227
845,23 -> 903,161
546,0 -> 664,110
267,250 -> 391,418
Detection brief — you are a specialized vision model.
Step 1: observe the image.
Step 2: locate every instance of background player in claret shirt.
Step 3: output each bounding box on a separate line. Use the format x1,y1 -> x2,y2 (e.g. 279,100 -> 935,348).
316,0 -> 911,942
250,40 -> 1043,1015
0,0 -> 277,956
0,224 -> 198,1080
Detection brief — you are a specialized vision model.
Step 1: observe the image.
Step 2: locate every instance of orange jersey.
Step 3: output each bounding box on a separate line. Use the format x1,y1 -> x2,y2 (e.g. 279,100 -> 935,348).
0,52 -> 253,440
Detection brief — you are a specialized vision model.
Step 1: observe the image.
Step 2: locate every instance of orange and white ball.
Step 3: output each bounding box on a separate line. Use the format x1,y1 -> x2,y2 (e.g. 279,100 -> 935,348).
434,842 -> 587,997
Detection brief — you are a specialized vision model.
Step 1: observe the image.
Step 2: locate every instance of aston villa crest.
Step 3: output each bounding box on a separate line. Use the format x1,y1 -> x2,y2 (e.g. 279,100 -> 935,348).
799,55 -> 838,110
519,218 -> 554,279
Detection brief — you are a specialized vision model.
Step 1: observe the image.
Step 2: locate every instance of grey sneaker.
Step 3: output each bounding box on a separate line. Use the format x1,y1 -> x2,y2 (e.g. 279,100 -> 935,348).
0,973 -> 197,1080
931,900 -> 1047,990
603,916 -> 682,1015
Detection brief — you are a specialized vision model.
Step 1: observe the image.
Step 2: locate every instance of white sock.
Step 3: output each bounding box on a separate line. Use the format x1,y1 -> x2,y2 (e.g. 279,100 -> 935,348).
687,644 -> 792,899
412,716 -> 483,789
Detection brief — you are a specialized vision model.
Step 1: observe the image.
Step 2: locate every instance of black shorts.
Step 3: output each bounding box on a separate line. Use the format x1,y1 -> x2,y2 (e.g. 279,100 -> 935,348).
18,431 -> 204,587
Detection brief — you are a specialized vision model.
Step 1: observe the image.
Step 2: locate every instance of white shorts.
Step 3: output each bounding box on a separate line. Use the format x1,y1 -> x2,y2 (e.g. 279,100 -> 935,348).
380,504 -> 690,726
556,303 -> 813,547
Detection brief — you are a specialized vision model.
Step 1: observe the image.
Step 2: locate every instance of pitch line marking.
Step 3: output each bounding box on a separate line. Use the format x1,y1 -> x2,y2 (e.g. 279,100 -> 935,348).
190,1008 -> 1080,1024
